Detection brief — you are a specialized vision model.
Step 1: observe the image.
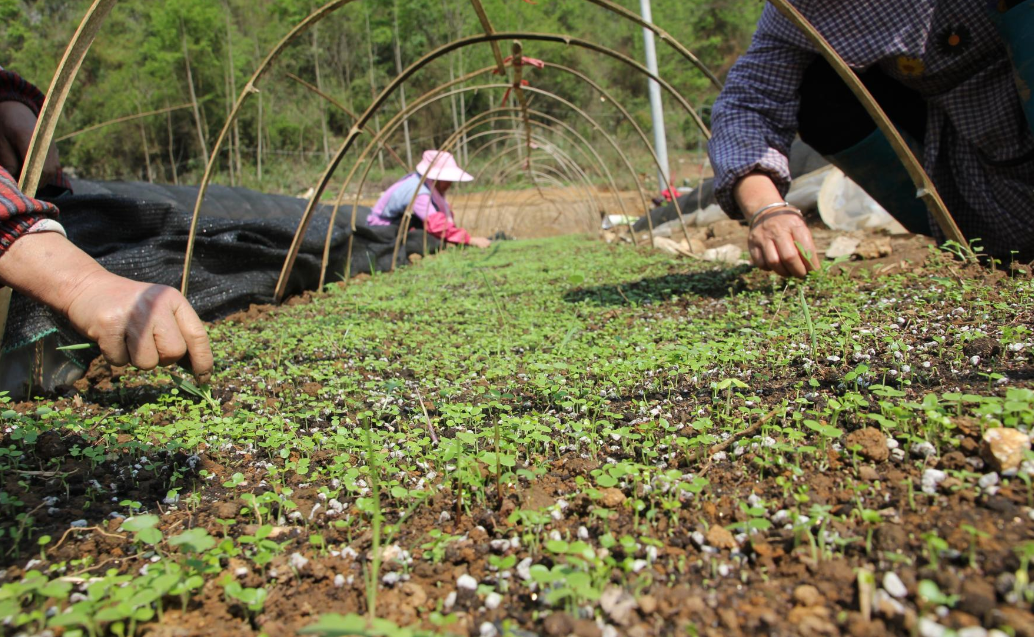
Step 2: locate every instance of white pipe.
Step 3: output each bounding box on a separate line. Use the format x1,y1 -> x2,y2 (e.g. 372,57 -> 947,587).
639,0 -> 670,193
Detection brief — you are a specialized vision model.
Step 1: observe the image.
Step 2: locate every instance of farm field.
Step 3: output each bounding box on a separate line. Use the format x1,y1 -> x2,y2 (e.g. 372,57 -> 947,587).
2,235 -> 1034,637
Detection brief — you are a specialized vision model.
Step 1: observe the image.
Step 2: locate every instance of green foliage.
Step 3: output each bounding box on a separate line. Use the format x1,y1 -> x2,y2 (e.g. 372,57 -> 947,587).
1,0 -> 760,191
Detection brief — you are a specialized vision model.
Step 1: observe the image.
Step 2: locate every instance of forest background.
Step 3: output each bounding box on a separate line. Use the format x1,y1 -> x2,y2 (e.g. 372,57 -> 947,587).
0,0 -> 762,196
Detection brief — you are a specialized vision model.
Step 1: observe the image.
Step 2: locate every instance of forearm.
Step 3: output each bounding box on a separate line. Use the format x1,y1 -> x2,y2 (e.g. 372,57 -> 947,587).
733,173 -> 786,221
0,232 -> 108,317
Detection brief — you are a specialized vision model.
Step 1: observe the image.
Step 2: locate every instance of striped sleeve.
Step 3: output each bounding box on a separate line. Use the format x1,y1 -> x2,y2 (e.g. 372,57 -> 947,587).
0,68 -> 45,115
0,164 -> 58,255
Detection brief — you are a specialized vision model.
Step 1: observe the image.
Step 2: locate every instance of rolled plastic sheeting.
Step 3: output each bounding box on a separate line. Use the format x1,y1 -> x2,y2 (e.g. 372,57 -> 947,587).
817,168 -> 909,234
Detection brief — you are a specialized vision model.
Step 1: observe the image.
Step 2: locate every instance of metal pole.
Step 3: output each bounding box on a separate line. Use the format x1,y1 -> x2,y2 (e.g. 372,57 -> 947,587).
639,0 -> 669,193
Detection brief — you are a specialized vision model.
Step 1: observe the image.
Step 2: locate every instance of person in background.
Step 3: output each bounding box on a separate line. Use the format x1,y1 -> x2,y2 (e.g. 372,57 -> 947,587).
707,0 -> 1034,278
367,150 -> 492,248
0,65 -> 213,382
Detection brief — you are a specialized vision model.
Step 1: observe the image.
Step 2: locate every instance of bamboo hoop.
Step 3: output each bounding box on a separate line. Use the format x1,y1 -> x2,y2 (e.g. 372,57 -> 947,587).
197,29 -> 711,302
182,0 -> 357,296
19,0 -> 116,196
387,91 -> 647,271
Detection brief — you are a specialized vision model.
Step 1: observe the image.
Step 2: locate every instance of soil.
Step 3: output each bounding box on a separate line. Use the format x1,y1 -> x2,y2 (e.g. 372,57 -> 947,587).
3,203 -> 1033,637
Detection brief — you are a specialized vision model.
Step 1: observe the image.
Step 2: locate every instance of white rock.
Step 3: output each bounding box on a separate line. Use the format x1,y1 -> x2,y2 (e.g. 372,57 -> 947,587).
70,520 -> 88,528
382,572 -> 400,585
911,441 -> 937,459
443,591 -> 457,610
978,473 -> 1000,489
919,617 -> 947,637
516,557 -> 533,581
957,628 -> 988,637
333,574 -> 345,588
479,622 -> 499,637
485,592 -> 502,610
289,552 -> 309,571
921,469 -> 947,495
578,526 -> 590,540
457,574 -> 478,590
882,572 -> 907,599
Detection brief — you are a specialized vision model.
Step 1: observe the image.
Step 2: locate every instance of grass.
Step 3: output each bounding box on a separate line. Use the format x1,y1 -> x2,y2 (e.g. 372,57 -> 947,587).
1,235 -> 1033,635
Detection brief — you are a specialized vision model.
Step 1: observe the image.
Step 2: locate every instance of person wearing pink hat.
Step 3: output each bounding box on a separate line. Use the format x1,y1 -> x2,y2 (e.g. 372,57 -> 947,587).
366,150 -> 491,248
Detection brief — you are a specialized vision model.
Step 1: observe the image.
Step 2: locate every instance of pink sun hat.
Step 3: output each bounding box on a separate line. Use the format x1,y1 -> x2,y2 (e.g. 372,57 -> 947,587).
415,149 -> 474,182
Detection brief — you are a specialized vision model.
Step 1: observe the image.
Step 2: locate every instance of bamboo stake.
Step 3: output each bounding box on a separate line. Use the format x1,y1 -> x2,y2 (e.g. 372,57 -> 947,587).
767,0 -> 966,247
181,20 -> 209,162
468,0 -> 507,74
284,72 -> 407,168
55,103 -> 193,142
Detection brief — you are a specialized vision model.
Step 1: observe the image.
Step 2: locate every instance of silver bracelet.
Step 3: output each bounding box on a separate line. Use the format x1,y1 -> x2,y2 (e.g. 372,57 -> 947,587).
749,202 -> 802,230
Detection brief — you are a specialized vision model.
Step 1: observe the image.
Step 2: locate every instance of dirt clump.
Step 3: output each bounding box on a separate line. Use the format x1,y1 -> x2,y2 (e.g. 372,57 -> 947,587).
845,427 -> 889,462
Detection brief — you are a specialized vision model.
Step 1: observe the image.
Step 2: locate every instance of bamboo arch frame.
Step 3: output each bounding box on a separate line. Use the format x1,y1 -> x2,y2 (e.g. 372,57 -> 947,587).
461,127 -> 625,236
315,90 -> 635,287
468,146 -> 601,236
316,88 -> 652,292
466,139 -> 604,232
383,94 -> 651,274
385,79 -> 698,280
300,53 -> 682,282
335,99 -> 642,287
197,30 -> 713,298
459,129 -> 608,230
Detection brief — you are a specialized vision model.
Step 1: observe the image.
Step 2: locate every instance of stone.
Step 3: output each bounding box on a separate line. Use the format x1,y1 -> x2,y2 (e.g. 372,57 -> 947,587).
600,586 -> 639,626
599,488 -> 626,508
991,607 -> 1034,637
958,578 -> 996,620
856,236 -> 892,260
794,584 -> 824,607
572,619 -> 602,637
638,594 -> 657,614
709,219 -> 745,240
652,236 -> 693,257
858,465 -> 880,482
543,612 -> 575,637
883,572 -> 908,599
706,525 -> 738,550
981,428 -> 1031,473
702,243 -> 744,265
846,428 -> 890,462
826,235 -> 861,259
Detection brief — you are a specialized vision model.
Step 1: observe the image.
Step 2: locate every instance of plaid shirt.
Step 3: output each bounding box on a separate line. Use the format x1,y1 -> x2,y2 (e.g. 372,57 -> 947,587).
708,0 -> 1034,259
0,67 -> 63,255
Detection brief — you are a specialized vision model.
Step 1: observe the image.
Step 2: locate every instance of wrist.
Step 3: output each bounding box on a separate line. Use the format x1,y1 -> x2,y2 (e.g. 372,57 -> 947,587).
748,202 -> 803,231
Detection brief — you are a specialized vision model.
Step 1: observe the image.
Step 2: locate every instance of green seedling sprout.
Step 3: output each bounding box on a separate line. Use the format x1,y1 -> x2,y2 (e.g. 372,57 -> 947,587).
55,343 -> 93,351
169,373 -> 220,413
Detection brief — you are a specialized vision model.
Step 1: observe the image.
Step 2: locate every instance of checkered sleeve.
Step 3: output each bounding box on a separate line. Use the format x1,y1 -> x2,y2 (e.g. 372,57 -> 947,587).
0,164 -> 59,255
0,67 -> 45,114
708,5 -> 817,215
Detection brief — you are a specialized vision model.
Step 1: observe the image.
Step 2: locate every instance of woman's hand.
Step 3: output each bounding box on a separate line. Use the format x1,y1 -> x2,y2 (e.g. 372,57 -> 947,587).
469,237 -> 491,249
0,232 -> 213,383
748,209 -> 818,278
734,172 -> 818,278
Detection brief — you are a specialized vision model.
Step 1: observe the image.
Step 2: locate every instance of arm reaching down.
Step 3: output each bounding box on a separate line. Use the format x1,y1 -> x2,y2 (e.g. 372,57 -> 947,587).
0,229 -> 214,382
0,165 -> 213,382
